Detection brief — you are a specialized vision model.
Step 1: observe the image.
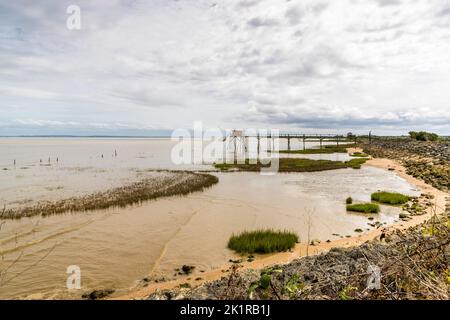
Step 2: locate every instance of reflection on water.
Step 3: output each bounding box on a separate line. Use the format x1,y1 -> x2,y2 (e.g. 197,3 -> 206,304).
0,138 -> 419,299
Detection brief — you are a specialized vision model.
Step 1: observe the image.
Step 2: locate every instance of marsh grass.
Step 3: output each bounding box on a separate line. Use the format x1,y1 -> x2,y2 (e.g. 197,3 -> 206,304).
1,172 -> 218,219
346,203 -> 380,213
345,158 -> 368,169
371,191 -> 410,205
228,229 -> 299,254
214,158 -> 367,172
279,147 -> 348,154
351,152 -> 369,157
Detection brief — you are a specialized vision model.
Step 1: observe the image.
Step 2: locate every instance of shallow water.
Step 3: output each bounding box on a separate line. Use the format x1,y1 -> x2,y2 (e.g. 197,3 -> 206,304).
0,138 -> 419,299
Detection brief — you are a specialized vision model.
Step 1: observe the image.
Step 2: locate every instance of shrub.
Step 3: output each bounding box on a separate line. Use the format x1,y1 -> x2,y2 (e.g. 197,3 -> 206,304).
346,197 -> 353,204
409,131 -> 439,141
346,203 -> 380,213
228,229 -> 299,254
371,192 -> 410,205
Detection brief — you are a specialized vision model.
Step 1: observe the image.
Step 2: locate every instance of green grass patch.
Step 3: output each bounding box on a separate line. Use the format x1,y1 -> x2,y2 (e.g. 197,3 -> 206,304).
228,229 -> 299,254
279,147 -> 348,154
351,152 -> 368,157
345,158 -> 368,169
214,158 -> 368,172
346,203 -> 380,213
371,191 -> 410,205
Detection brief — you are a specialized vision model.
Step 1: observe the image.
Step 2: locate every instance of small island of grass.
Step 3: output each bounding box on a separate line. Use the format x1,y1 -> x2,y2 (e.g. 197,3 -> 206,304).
228,229 -> 299,254
345,158 -> 369,169
351,152 -> 369,157
279,146 -> 348,154
214,158 -> 368,172
346,203 -> 380,213
371,191 -> 410,205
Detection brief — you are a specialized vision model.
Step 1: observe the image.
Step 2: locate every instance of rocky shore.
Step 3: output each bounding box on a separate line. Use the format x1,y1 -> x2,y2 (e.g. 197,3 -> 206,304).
363,139 -> 449,192
147,200 -> 449,300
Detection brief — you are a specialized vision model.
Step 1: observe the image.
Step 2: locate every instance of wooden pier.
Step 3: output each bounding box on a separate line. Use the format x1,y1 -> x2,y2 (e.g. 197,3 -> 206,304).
224,131 -> 360,161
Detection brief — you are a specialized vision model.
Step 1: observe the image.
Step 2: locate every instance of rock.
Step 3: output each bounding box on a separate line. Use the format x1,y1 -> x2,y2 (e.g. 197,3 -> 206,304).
181,265 -> 195,274
228,259 -> 243,264
82,289 -> 115,300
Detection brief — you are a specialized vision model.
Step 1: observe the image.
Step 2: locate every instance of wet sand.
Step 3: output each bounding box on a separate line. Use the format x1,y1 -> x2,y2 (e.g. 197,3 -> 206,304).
116,152 -> 447,300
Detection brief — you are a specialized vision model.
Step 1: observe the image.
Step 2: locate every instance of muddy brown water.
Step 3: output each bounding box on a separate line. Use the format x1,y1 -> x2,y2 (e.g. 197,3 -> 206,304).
0,138 -> 419,299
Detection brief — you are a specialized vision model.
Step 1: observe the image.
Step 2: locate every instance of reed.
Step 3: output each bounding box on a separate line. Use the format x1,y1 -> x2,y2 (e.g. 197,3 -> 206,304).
228,229 -> 299,254
0,172 -> 218,219
371,191 -> 410,205
346,203 -> 380,213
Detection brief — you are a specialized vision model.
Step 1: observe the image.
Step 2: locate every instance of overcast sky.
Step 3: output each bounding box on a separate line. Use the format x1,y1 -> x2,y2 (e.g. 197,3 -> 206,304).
1,0 -> 449,136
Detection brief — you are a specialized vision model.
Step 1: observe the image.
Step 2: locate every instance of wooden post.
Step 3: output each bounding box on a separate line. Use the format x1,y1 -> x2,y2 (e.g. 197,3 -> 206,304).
303,134 -> 306,150
233,138 -> 237,163
319,135 -> 322,149
287,135 -> 291,151
257,134 -> 260,154
369,131 -> 372,144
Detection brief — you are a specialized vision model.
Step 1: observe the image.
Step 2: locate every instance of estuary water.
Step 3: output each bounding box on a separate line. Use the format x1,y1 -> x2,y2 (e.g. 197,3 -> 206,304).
0,138 -> 419,299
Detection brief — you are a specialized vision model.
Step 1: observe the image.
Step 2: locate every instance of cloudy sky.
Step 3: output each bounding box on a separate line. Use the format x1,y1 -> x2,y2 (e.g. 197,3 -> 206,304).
1,0 -> 449,136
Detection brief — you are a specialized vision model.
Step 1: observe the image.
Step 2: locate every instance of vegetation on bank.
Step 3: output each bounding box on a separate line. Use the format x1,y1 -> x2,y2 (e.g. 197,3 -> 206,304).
159,213 -> 449,300
371,191 -> 410,205
346,203 -> 380,213
214,158 -> 368,172
0,172 -> 219,219
279,147 -> 348,154
345,158 -> 368,169
409,131 -> 439,142
228,229 -> 299,254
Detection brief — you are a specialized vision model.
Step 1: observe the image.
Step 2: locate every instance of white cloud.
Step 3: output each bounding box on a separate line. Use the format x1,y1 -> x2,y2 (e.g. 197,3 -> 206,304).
0,0 -> 449,135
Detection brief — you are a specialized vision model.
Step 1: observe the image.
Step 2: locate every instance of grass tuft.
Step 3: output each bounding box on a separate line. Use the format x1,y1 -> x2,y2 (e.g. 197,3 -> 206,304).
228,229 -> 299,254
346,203 -> 380,213
371,191 -> 410,205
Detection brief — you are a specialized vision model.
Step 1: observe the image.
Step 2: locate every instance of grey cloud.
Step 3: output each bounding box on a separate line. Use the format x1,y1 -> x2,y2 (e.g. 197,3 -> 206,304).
236,0 -> 260,8
247,16 -> 279,28
238,106 -> 450,129
285,6 -> 303,25
375,0 -> 402,7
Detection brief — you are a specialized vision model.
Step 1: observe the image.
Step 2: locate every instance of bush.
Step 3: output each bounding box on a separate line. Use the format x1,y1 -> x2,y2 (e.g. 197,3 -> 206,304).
409,131 -> 439,141
346,197 -> 353,204
346,203 -> 380,213
371,192 -> 410,205
228,229 -> 299,254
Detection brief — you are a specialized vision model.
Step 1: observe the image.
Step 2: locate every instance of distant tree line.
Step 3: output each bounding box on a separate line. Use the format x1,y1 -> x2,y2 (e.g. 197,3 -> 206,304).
408,131 -> 439,141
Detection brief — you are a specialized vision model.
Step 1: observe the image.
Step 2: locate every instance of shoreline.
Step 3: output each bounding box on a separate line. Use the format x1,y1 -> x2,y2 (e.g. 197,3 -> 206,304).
113,152 -> 448,300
